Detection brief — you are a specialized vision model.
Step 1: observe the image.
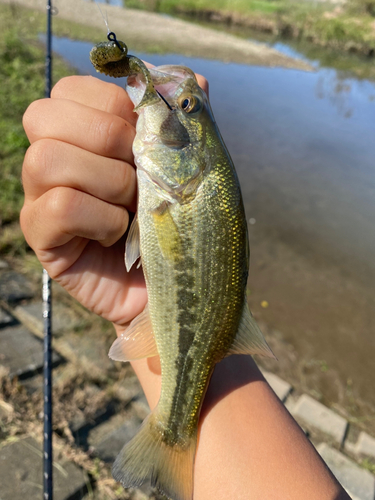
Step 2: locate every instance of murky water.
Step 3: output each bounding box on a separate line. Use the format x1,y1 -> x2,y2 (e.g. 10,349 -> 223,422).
49,35 -> 375,422
84,0 -> 124,7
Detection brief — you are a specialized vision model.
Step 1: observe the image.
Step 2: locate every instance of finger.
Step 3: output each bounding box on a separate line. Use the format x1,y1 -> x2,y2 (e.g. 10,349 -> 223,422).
51,76 -> 138,127
23,139 -> 137,211
23,98 -> 135,164
196,74 -> 209,97
21,186 -> 129,257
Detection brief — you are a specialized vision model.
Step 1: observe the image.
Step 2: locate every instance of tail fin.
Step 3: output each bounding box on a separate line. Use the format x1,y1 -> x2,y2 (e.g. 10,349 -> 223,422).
112,410 -> 197,500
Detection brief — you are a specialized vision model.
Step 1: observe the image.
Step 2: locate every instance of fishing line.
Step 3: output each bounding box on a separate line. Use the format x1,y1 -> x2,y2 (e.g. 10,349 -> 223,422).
96,0 -> 110,34
43,0 -> 53,498
96,4 -> 173,113
155,89 -> 173,111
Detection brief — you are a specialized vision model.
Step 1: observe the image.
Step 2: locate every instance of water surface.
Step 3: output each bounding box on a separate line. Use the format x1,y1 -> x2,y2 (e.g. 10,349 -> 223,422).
50,36 -> 375,423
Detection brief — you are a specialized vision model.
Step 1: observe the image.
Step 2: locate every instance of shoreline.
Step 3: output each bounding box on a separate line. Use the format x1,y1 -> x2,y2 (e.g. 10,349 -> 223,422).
2,0 -> 312,70
128,1 -> 375,57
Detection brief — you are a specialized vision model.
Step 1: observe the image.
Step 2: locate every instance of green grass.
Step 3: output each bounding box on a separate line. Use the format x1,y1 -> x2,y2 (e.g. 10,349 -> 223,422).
362,457 -> 375,474
0,3 -> 75,257
127,0 -> 375,55
160,0 -> 283,13
127,0 -> 286,15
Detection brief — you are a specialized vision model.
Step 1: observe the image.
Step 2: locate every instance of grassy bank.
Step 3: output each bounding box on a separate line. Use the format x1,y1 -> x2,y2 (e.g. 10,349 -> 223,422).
127,0 -> 375,55
0,4 -> 95,260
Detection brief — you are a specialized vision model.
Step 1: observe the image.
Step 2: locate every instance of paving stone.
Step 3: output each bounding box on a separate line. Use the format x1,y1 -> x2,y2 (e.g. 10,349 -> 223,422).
0,437 -> 89,500
58,331 -> 114,373
82,486 -> 159,500
0,308 -> 13,328
261,370 -> 292,402
19,372 -> 45,395
115,377 -> 144,404
0,270 -> 34,302
284,392 -> 299,414
68,384 -> 111,435
0,259 -> 9,269
0,399 -> 13,422
354,432 -> 375,459
88,412 -> 143,463
0,324 -> 61,379
317,443 -> 375,500
292,394 -> 347,445
87,409 -> 154,498
15,300 -> 84,337
132,394 -> 150,419
344,425 -> 361,456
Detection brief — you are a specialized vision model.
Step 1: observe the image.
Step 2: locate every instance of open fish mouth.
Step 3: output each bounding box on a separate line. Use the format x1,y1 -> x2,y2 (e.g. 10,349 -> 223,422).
161,138 -> 190,149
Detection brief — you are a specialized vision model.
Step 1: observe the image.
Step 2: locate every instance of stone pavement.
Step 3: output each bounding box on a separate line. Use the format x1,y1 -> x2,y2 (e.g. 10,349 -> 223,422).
0,257 -> 374,499
0,437 -> 89,500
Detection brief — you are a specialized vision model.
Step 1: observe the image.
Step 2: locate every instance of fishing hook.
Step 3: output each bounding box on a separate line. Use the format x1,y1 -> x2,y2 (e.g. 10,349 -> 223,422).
107,32 -> 172,111
107,31 -> 124,52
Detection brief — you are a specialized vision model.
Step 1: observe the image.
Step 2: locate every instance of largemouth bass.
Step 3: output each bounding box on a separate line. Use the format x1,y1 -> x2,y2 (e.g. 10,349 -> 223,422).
90,35 -> 274,500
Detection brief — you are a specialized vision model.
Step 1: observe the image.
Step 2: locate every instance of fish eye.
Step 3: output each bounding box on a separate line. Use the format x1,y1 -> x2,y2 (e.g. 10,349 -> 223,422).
179,95 -> 202,114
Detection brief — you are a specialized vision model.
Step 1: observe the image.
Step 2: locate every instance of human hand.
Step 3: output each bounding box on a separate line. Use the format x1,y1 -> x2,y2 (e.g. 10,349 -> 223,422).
21,75 -> 147,330
21,73 -> 208,333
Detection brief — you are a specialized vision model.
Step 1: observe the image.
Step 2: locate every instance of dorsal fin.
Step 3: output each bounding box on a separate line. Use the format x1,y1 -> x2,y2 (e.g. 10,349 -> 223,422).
228,301 -> 276,359
109,304 -> 158,361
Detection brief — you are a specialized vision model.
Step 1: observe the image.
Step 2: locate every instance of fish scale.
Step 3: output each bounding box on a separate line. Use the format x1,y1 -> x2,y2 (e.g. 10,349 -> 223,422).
137,143 -> 248,454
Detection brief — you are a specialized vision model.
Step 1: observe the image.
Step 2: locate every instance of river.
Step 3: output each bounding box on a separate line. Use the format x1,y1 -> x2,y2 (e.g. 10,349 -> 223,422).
48,34 -> 375,429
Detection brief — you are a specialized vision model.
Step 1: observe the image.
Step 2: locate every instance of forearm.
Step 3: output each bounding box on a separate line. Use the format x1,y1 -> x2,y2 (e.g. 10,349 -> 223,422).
131,355 -> 350,500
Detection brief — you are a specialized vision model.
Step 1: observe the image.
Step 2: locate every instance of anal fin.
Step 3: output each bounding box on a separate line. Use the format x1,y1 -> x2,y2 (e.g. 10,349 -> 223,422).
109,304 -> 158,362
228,301 -> 276,359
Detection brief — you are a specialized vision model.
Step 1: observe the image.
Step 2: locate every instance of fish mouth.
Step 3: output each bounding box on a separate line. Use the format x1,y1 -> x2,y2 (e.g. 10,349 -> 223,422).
161,138 -> 190,150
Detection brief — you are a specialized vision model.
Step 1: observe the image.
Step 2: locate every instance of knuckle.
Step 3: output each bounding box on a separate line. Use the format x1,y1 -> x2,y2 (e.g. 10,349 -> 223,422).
22,99 -> 45,138
89,109 -> 135,160
48,187 -> 82,231
22,139 -> 53,185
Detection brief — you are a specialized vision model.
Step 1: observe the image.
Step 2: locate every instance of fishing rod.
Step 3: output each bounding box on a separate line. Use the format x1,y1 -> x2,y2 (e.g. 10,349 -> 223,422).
43,0 -> 53,498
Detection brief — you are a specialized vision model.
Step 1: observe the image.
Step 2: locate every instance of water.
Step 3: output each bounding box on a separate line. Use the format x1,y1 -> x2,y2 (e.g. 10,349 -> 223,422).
84,0 -> 124,7
50,36 -> 375,421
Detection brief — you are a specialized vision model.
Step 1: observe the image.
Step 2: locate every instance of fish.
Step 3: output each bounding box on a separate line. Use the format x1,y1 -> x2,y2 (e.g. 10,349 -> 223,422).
90,35 -> 274,500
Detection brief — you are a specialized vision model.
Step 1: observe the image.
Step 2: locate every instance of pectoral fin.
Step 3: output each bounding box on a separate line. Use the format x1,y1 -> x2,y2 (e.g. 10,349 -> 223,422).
228,301 -> 276,359
125,214 -> 141,272
109,304 -> 158,361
